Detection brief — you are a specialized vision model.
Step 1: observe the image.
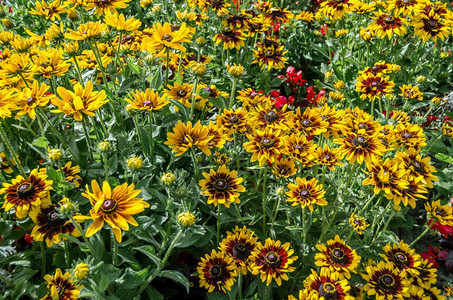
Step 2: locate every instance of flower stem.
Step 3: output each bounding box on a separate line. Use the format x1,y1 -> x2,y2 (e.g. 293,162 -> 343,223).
40,242 -> 46,276
69,216 -> 96,257
148,111 -> 154,164
262,168 -> 268,236
189,77 -> 199,120
370,209 -> 396,246
111,230 -> 118,267
64,240 -> 70,267
72,56 -> 84,86
165,48 -> 170,86
82,117 -> 94,161
137,229 -> 184,295
190,149 -> 199,182
0,125 -> 26,176
409,219 -> 436,248
217,205 -> 221,245
133,114 -> 148,156
229,78 -> 238,109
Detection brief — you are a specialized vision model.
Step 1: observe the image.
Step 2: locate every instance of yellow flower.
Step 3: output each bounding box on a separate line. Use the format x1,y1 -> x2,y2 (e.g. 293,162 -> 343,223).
214,27 -> 246,50
98,141 -> 111,152
32,48 -> 70,78
227,63 -> 245,77
349,213 -> 369,235
104,10 -> 141,32
85,0 -> 131,17
2,18 -> 13,29
177,211 -> 195,227
52,81 -> 108,121
140,0 -> 153,8
286,177 -> 327,212
76,180 -> 149,243
73,263 -> 89,280
125,89 -> 169,111
48,148 -> 63,162
144,22 -> 193,55
65,21 -> 108,41
127,155 -> 142,170
43,268 -> 83,299
164,120 -> 212,156
398,84 -> 423,101
29,0 -> 68,21
243,128 -> 283,167
334,80 -> 345,90
368,11 -> 408,39
355,72 -> 395,101
15,81 -> 53,119
161,172 -> 175,185
197,250 -> 237,293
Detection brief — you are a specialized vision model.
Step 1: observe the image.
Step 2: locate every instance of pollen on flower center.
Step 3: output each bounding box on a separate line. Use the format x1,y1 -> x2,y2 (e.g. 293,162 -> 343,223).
17,183 -> 35,198
209,265 -> 222,277
265,251 -> 280,266
27,97 -> 37,105
300,189 -> 309,198
101,198 -> 117,212
394,252 -> 407,265
177,89 -> 187,97
162,34 -> 172,41
232,243 -> 248,260
384,16 -> 394,24
264,111 -> 278,122
352,136 -> 369,148
143,100 -> 153,106
319,283 -> 337,298
379,274 -> 396,289
402,132 -> 412,139
260,138 -> 274,148
330,248 -> 346,264
302,119 -> 312,126
214,179 -> 227,190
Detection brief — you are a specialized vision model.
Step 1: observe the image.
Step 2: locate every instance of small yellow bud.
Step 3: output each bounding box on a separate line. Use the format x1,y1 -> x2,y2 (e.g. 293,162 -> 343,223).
190,62 -> 206,76
73,263 -> 90,280
98,141 -> 111,152
217,8 -> 229,18
416,75 -> 426,83
329,91 -> 345,101
178,211 -> 195,227
431,96 -> 442,105
140,0 -> 154,7
392,64 -> 401,72
48,148 -> 63,162
360,27 -> 373,41
334,80 -> 345,90
324,71 -> 333,80
196,36 -> 206,46
335,29 -> 348,37
2,18 -> 13,29
276,187 -> 285,196
127,155 -> 142,170
152,5 -> 161,13
317,95 -> 328,105
386,94 -> 396,101
441,51 -> 450,59
125,104 -> 135,113
161,172 -> 175,185
67,8 -> 78,21
227,63 -> 245,77
59,197 -> 76,215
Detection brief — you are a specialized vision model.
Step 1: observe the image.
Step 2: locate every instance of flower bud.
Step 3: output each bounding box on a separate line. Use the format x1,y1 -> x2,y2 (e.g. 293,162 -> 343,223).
175,186 -> 187,197
227,63 -> 244,78
140,0 -> 154,7
441,51 -> 450,59
152,5 -> 161,13
48,148 -> 63,162
431,96 -> 442,105
416,75 -> 426,83
73,263 -> 89,280
324,71 -> 333,80
276,187 -> 285,196
98,141 -> 111,152
59,197 -> 77,216
2,18 -> 13,29
67,8 -> 78,21
334,80 -> 345,90
125,104 -> 135,113
196,36 -> 206,46
191,62 -> 206,76
127,155 -> 142,170
335,29 -> 347,37
178,211 -> 195,227
161,172 -> 175,185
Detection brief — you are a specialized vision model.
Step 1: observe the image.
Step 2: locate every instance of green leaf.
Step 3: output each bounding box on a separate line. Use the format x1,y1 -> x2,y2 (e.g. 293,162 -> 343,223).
32,136 -> 49,149
118,78 -> 136,94
167,98 -> 189,120
159,270 -> 189,293
98,273 -> 110,293
435,153 -> 453,164
133,245 -> 161,267
58,234 -> 83,247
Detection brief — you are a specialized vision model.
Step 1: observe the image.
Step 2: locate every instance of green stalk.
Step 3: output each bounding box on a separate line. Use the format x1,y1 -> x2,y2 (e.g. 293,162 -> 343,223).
69,216 -> 96,257
0,125 -> 26,176
35,109 -> 45,137
137,229 -> 184,295
133,114 -> 148,156
262,168 -> 268,236
64,241 -> 70,267
229,78 -> 238,109
111,230 -> 118,267
409,219 -> 436,247
237,273 -> 242,300
40,243 -> 46,276
72,56 -> 84,86
190,149 -> 200,182
148,111 -> 154,164
370,209 -> 396,246
165,48 -> 170,86
82,117 -> 94,161
103,153 -> 109,181
217,205 -> 221,245
189,77 -> 199,120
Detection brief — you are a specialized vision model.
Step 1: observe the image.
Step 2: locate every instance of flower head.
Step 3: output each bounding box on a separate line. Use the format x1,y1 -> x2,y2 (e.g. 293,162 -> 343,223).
73,263 -> 89,280
42,268 -> 83,299
197,249 -> 238,293
165,120 -> 211,156
178,211 -> 195,227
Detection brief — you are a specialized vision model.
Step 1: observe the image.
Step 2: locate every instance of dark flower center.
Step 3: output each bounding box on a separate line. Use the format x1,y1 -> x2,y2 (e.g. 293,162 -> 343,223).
402,0 -> 411,4
379,274 -> 396,290
324,155 -> 331,160
177,89 -> 187,97
294,144 -> 302,150
210,265 -> 222,277
181,136 -> 190,145
101,198 -> 117,212
302,119 -> 312,127
393,252 -> 408,266
143,100 -> 153,106
264,111 -> 278,122
352,136 -> 369,148
260,138 -> 274,148
427,19 -> 438,28
319,283 -> 337,298
299,189 -> 309,198
436,210 -> 443,216
27,97 -> 37,106
214,179 -> 228,191
265,251 -> 280,266
370,81 -> 379,87
250,91 -> 258,97
402,132 -> 412,139
229,116 -> 238,123
223,27 -> 232,34
358,123 -> 367,129
56,286 -> 63,295
46,210 -> 66,226
411,161 -> 423,172
280,168 -> 287,174
330,248 -> 346,264
16,183 -> 35,198
383,16 -> 395,24
232,242 -> 249,260
162,34 -> 172,41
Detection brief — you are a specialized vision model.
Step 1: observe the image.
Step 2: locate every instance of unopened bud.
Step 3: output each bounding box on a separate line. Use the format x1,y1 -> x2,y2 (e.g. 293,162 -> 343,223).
127,155 -> 142,170
178,211 -> 195,227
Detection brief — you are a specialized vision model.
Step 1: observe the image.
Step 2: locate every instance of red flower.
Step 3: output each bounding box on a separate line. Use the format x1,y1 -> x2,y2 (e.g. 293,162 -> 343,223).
24,234 -> 33,244
421,245 -> 439,268
428,219 -> 453,238
319,24 -> 328,36
306,86 -> 315,102
422,114 -> 440,127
